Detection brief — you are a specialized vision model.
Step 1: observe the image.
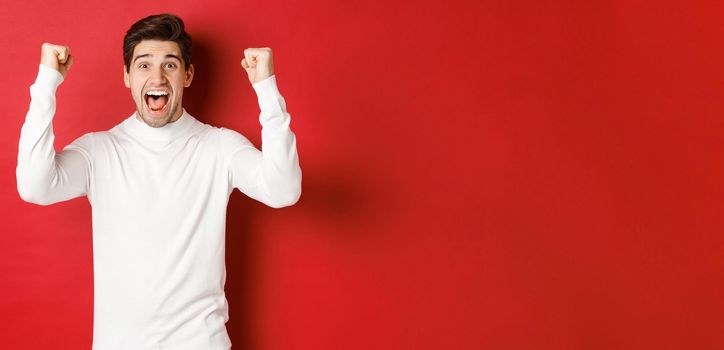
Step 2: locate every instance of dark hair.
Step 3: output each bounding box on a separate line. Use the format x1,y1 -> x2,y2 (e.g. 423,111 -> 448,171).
123,13 -> 192,72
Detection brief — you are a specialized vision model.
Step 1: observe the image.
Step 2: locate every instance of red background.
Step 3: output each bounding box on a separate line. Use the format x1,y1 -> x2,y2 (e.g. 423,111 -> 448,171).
1,0 -> 723,349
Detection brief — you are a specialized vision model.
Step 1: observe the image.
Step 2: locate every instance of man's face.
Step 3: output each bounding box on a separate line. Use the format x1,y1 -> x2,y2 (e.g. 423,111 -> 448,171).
124,40 -> 194,128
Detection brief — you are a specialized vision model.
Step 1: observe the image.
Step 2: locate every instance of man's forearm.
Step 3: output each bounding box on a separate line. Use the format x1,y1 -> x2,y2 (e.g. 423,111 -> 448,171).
256,75 -> 301,206
229,75 -> 301,208
16,64 -> 89,205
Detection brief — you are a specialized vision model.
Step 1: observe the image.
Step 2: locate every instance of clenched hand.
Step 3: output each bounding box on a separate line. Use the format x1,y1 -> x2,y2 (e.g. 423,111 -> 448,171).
40,43 -> 73,78
241,47 -> 274,84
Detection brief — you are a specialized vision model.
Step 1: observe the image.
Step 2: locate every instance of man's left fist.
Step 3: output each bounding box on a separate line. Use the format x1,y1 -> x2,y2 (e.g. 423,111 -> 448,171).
241,47 -> 274,84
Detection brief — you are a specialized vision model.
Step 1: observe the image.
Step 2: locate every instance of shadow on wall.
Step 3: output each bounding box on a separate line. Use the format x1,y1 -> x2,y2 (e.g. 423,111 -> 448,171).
222,171 -> 375,349
183,37 -> 218,119
224,195 -> 258,349
183,38 -> 377,348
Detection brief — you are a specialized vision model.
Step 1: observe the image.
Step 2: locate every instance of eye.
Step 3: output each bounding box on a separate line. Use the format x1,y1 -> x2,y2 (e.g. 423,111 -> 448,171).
138,63 -> 148,69
165,62 -> 177,69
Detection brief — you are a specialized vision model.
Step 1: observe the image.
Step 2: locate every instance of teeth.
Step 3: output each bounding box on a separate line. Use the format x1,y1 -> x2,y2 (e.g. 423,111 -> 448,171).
146,90 -> 169,96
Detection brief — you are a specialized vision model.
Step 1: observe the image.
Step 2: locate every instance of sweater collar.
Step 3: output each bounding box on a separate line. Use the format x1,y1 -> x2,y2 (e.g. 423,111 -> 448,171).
126,109 -> 195,142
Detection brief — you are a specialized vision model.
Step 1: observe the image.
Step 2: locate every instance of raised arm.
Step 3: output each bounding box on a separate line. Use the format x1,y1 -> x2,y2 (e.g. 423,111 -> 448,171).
227,48 -> 301,208
16,43 -> 91,205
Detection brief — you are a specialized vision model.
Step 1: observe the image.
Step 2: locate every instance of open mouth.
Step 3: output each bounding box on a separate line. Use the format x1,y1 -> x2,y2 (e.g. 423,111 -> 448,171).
145,90 -> 170,114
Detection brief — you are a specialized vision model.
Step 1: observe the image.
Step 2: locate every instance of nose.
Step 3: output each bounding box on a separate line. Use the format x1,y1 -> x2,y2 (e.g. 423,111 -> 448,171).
149,66 -> 167,84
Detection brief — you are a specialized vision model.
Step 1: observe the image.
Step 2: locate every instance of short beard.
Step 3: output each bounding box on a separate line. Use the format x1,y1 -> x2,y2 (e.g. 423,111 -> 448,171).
139,111 -> 173,128
134,100 -> 179,128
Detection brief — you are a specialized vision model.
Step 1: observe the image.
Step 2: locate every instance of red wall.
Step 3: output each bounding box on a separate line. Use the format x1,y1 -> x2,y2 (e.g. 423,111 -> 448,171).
1,0 -> 723,349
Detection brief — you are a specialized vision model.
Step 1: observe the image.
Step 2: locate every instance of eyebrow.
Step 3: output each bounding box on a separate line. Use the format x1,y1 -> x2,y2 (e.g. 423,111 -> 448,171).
132,53 -> 182,64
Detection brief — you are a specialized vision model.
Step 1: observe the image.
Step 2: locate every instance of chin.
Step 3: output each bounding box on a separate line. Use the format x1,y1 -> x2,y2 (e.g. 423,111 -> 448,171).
135,106 -> 175,128
136,100 -> 179,128
141,114 -> 173,128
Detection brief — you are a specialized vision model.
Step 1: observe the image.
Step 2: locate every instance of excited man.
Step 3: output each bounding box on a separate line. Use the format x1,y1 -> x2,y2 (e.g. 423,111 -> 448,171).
16,14 -> 301,350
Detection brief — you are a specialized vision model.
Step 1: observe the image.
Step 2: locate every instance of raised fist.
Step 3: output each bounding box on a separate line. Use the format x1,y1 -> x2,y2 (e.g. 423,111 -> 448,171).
40,43 -> 73,78
241,47 -> 274,84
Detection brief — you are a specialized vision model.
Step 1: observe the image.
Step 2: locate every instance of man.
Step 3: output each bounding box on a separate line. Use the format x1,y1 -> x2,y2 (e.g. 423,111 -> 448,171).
16,14 -> 301,350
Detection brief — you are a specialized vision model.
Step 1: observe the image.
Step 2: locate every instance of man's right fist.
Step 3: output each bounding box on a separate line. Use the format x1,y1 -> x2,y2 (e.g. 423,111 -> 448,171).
40,43 -> 73,78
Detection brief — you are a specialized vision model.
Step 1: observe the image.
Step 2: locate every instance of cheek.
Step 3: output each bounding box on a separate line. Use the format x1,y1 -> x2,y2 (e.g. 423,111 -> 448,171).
132,86 -> 144,102
132,81 -> 144,95
129,76 -> 145,94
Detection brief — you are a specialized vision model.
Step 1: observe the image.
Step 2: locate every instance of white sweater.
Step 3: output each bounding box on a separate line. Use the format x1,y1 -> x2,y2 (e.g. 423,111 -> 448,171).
16,64 -> 302,350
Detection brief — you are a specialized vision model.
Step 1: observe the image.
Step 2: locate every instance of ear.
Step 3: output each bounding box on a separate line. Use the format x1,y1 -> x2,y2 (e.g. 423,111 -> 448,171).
123,66 -> 130,88
184,64 -> 194,88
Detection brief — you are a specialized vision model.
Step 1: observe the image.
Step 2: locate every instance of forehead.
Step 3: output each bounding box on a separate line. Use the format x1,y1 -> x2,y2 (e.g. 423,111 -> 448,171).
133,40 -> 181,58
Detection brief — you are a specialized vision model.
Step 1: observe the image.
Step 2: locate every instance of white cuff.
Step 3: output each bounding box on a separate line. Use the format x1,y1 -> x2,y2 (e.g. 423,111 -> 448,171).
35,64 -> 65,93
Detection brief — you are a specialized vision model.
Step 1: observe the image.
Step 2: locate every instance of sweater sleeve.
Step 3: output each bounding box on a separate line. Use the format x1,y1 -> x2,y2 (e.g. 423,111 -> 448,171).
16,64 -> 92,206
224,75 -> 302,208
